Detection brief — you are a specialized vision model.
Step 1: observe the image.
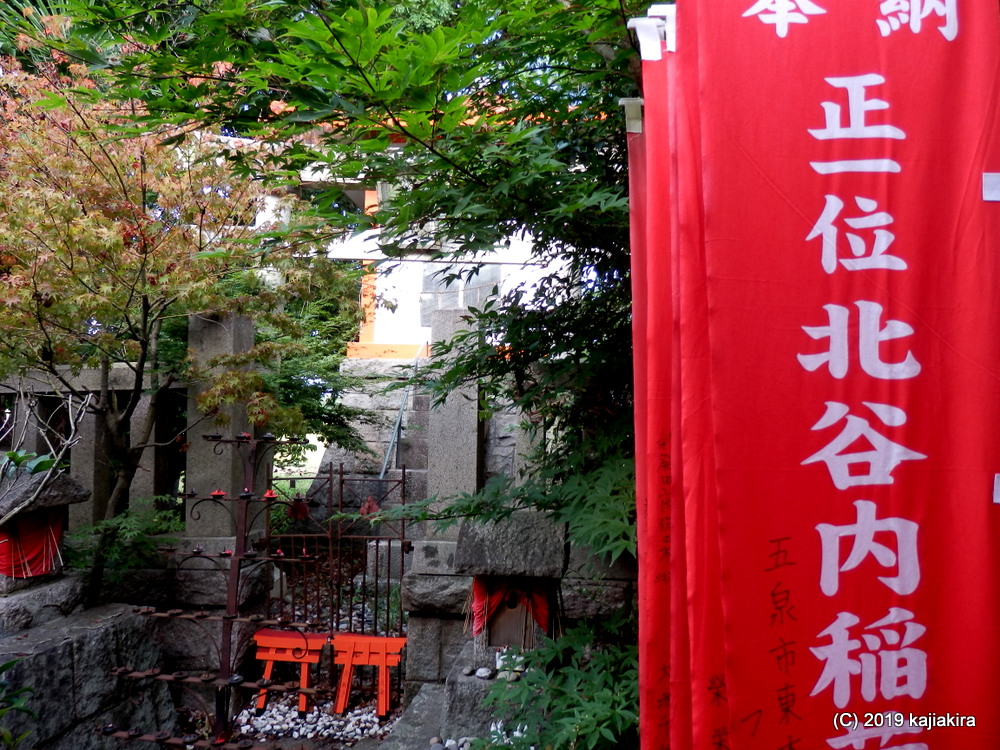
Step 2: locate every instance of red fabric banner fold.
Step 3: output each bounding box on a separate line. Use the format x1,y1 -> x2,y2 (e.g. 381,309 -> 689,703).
631,2 -> 1000,748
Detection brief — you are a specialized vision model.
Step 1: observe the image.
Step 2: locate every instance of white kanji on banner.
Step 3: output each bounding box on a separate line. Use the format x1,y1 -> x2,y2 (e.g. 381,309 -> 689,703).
802,401 -> 926,489
815,499 -> 920,596
808,75 -> 905,140
798,301 -> 921,380
877,0 -> 958,41
811,608 -> 928,708
809,74 -> 905,174
807,195 -> 906,274
743,0 -> 826,38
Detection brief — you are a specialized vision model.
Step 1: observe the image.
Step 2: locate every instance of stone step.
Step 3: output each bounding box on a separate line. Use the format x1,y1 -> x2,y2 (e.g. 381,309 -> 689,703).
365,682 -> 446,750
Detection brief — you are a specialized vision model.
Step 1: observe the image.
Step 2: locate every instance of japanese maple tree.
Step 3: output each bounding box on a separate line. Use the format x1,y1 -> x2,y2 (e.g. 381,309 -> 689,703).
0,57 -> 360,599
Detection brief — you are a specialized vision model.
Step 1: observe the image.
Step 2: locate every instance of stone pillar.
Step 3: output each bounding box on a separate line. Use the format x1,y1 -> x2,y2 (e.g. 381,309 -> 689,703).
401,539 -> 469,684
425,310 -> 482,542
129,396 -> 156,503
68,411 -> 111,528
184,313 -> 255,537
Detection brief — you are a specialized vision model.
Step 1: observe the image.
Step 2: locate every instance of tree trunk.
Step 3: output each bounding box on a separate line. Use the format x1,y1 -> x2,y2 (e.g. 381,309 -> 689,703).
82,462 -> 141,607
81,394 -> 149,607
82,358 -> 170,607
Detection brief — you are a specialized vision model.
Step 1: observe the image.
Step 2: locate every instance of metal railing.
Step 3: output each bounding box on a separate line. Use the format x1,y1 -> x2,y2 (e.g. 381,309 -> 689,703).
264,464 -> 408,638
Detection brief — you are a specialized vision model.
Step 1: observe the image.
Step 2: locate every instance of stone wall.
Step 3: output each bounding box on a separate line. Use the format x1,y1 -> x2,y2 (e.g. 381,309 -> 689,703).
309,357 -> 428,513
391,310 -> 637,742
402,541 -> 469,686
0,605 -> 176,749
0,576 -> 84,633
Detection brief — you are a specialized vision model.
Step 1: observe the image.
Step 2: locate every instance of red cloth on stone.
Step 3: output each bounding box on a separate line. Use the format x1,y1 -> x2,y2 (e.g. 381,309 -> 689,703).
0,508 -> 63,578
470,577 -> 552,637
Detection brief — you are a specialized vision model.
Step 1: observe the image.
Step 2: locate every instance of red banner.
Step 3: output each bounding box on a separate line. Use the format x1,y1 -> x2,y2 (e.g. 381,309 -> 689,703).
628,24 -> 674,749
631,2 -> 1000,748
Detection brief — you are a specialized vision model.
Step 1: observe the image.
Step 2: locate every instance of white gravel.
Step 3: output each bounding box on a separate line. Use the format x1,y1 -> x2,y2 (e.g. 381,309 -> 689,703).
236,696 -> 399,745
